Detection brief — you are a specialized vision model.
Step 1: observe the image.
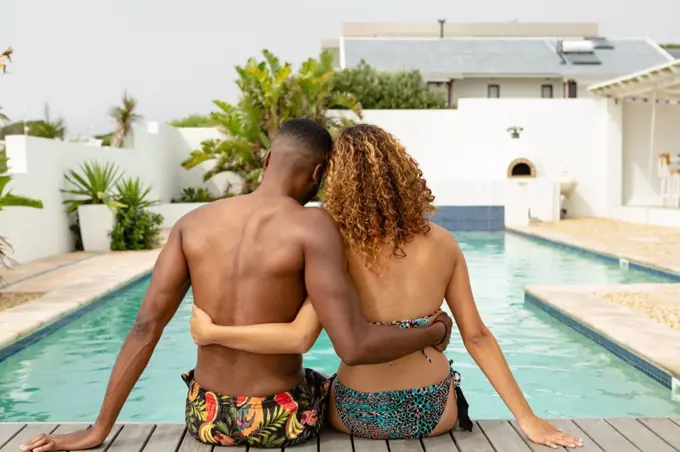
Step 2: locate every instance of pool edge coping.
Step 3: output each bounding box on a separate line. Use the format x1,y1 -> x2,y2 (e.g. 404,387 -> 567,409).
0,268 -> 152,363
524,288 -> 680,391
506,227 -> 680,281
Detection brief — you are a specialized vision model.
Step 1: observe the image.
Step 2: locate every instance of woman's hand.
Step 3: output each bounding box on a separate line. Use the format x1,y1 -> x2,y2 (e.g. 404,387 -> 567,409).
21,427 -> 107,451
518,415 -> 583,449
190,305 -> 216,346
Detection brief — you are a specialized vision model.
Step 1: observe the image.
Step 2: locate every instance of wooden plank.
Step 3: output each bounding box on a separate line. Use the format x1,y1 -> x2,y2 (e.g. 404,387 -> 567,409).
0,423 -> 57,451
453,424 -> 494,452
636,418 -> 680,450
421,433 -> 457,452
351,436 -> 388,452
548,419 -> 604,452
387,439 -> 423,452
0,424 -> 25,449
606,418 -> 676,452
286,434 -> 319,451
90,424 -> 124,452
107,424 -> 156,452
478,420 -> 531,452
509,420 -> 566,452
574,419 -> 638,452
319,431 -> 353,452
143,424 -> 186,452
50,423 -> 91,435
177,428 -> 213,452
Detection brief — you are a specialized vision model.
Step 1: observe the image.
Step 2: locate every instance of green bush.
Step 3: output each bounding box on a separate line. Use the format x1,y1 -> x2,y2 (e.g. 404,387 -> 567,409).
169,114 -> 219,128
110,177 -> 163,251
177,187 -> 215,203
110,207 -> 163,251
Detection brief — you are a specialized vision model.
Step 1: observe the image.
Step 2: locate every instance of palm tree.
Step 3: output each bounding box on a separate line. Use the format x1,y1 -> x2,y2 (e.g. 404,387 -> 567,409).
0,107 -> 8,123
32,104 -> 67,139
110,91 -> 142,148
181,49 -> 362,195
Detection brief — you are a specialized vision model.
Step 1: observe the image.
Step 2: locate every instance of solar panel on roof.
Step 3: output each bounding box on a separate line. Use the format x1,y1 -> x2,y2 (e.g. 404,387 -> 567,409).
565,52 -> 602,65
585,37 -> 615,49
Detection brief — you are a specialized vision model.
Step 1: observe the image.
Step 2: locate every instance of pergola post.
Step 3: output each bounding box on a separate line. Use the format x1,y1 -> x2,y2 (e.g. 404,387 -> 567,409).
647,92 -> 658,194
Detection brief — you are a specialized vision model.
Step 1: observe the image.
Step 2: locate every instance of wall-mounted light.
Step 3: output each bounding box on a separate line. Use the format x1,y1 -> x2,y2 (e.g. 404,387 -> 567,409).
507,126 -> 523,139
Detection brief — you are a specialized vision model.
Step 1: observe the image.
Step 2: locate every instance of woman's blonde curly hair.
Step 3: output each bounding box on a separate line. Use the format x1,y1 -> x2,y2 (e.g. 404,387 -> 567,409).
324,124 -> 435,271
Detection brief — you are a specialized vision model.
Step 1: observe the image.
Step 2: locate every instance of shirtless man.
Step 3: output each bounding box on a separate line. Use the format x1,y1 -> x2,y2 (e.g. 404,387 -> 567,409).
22,119 -> 452,451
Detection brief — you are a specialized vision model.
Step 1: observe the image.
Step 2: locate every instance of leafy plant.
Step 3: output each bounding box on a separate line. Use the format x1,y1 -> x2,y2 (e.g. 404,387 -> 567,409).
0,151 -> 43,272
181,49 -> 362,195
333,61 -> 448,109
178,187 -> 215,203
109,176 -> 163,251
110,207 -> 163,251
110,91 -> 142,148
169,114 -> 219,128
0,107 -> 8,123
95,132 -> 113,146
61,161 -> 126,213
31,104 -> 67,139
0,47 -> 12,74
115,177 -> 156,209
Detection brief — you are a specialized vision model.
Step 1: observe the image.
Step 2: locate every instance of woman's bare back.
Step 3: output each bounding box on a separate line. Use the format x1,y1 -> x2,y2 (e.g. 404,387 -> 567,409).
330,223 -> 461,435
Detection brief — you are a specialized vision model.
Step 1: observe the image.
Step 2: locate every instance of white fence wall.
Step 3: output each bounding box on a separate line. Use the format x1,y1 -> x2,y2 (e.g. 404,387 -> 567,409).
0,124 -> 217,263
357,98 -> 612,217
0,98 -> 624,263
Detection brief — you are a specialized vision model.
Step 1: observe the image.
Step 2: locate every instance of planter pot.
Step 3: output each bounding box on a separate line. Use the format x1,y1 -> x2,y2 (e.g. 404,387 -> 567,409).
78,204 -> 115,252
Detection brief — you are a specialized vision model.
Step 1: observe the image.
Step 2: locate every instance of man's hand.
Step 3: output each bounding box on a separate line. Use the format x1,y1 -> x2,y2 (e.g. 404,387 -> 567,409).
519,416 -> 583,449
190,305 -> 215,346
21,428 -> 106,452
431,311 -> 453,352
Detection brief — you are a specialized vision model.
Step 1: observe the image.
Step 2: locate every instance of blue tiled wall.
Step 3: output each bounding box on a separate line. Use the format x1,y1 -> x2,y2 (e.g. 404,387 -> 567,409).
432,206 -> 505,231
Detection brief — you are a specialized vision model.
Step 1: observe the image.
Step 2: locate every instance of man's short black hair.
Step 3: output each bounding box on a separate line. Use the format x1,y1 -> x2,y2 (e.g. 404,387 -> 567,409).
274,118 -> 333,159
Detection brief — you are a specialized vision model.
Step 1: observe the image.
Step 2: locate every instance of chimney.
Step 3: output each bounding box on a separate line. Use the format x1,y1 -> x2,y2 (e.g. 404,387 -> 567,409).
438,18 -> 446,38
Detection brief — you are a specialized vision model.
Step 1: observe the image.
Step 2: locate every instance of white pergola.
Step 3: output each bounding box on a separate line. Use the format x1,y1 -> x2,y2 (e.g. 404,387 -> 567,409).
588,59 -> 680,206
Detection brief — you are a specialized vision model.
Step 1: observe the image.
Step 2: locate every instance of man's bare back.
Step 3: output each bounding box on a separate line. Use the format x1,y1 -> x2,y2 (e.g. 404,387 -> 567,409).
183,194 -> 313,396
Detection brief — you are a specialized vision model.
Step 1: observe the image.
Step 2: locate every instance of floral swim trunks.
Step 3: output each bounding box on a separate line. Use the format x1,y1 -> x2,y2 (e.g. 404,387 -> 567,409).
182,368 -> 329,448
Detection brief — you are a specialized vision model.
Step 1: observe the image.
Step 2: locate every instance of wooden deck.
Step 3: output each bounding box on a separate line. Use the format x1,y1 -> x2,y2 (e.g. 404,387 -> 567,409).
1,419 -> 679,451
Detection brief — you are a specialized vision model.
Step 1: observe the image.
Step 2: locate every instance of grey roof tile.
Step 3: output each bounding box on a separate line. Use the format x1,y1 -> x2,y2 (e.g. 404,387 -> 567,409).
666,48 -> 680,59
342,38 -> 672,78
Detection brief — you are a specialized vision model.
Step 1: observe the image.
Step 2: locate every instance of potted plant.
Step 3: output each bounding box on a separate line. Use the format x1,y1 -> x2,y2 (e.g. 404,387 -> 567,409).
61,161 -> 125,252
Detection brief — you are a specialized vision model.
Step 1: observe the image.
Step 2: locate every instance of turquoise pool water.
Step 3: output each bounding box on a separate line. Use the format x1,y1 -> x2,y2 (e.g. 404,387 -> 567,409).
1,232 -> 679,422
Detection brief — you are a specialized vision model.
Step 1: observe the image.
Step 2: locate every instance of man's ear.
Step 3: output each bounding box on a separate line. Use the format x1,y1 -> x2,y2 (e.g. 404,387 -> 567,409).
312,163 -> 325,185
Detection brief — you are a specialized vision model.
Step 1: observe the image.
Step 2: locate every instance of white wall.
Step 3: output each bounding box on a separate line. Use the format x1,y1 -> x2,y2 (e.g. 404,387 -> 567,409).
0,124 -> 220,263
622,101 -> 680,206
452,78 -> 564,103
0,98 -> 638,263
355,98 -> 612,217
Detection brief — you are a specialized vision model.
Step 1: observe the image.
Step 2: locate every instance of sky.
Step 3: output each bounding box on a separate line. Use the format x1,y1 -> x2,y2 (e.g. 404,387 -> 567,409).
1,0 -> 679,136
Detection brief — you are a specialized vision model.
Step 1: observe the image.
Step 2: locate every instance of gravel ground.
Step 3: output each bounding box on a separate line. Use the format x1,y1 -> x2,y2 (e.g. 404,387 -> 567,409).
599,288 -> 680,331
0,292 -> 44,313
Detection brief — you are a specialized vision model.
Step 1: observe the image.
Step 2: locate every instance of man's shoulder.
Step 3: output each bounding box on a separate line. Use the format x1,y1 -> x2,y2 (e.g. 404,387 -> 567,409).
291,206 -> 341,243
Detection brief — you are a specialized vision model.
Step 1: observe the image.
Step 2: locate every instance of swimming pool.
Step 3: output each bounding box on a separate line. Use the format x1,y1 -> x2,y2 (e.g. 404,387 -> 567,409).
1,232 -> 679,422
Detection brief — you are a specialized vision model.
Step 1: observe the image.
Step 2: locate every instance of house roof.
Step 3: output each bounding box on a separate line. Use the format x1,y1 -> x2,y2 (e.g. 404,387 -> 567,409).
341,37 -> 672,80
666,48 -> 680,59
588,59 -> 680,101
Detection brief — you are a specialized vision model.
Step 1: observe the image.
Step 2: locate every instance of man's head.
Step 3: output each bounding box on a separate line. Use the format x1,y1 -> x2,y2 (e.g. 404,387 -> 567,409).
263,118 -> 332,204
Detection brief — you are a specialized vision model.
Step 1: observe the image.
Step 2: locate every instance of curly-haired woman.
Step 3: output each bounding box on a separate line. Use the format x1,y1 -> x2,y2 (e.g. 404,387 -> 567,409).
190,124 -> 582,448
